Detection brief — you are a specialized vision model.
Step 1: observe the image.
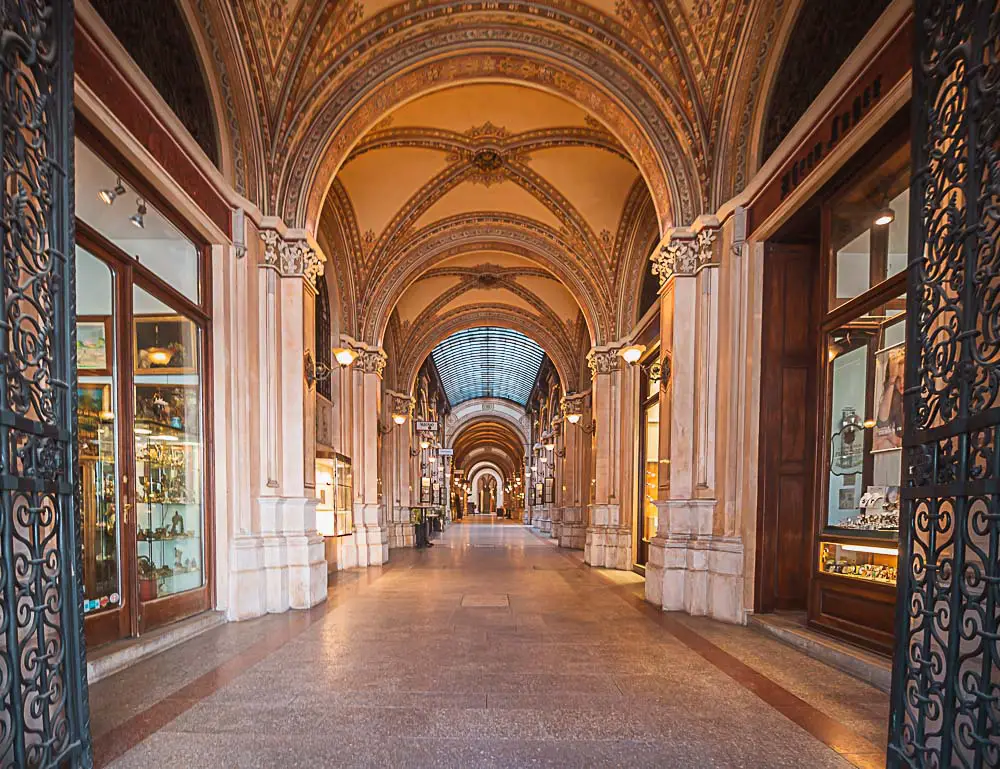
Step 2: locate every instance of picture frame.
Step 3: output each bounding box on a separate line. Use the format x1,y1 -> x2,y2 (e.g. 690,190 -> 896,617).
134,314 -> 198,374
77,316 -> 111,375
871,313 -> 906,454
78,383 -> 111,415
134,383 -> 199,432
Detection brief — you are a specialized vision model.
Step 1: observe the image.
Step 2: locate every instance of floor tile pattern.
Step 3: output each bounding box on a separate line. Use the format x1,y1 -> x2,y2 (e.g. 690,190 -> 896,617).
89,521 -> 890,768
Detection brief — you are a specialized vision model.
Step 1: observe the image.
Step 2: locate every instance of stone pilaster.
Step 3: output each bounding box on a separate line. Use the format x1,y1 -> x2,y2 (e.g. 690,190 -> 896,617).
352,348 -> 389,566
386,390 -> 416,548
555,393 -> 588,549
646,216 -> 744,624
584,348 -> 632,570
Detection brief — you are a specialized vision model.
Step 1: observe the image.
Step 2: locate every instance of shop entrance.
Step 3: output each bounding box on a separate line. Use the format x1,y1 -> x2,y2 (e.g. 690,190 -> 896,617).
75,135 -> 213,647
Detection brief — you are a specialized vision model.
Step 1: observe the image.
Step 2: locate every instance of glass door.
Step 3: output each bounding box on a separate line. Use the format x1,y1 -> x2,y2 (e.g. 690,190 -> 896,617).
77,246 -> 131,645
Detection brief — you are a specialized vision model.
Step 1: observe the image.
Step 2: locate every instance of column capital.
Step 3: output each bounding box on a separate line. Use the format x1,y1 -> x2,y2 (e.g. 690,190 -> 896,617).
355,348 -> 387,377
650,219 -> 720,285
386,390 -> 415,417
259,228 -> 325,286
587,347 -> 623,376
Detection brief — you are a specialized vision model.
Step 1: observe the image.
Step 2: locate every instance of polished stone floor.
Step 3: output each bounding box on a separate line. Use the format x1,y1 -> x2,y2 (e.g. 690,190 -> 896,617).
89,521 -> 889,768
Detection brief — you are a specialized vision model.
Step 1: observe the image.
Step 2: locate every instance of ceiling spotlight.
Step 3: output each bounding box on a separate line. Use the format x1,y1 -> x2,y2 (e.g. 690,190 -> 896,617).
98,177 -> 126,205
874,207 -> 895,226
130,198 -> 147,229
620,344 -> 646,364
333,347 -> 357,366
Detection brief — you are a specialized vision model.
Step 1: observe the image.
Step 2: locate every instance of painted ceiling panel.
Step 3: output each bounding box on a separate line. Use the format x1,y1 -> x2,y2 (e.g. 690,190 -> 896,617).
527,147 -> 642,240
338,148 -> 450,239
413,181 -> 563,232
431,327 -> 546,406
387,84 -> 590,133
437,288 -> 538,318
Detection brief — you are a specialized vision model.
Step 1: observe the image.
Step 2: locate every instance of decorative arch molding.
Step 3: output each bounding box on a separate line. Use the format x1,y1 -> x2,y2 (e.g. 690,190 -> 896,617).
612,178 -> 660,335
397,308 -> 578,399
452,418 -> 528,465
363,215 -> 611,345
281,38 -> 702,233
317,178 -> 362,335
447,403 -> 530,449
469,468 -> 505,508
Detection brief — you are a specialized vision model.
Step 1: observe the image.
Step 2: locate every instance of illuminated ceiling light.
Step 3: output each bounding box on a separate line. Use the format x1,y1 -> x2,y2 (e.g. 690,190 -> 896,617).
392,413 -> 407,426
130,198 -> 147,229
620,344 -> 646,364
333,347 -> 357,366
566,412 -> 582,425
873,207 -> 895,226
827,339 -> 845,362
98,177 -> 126,205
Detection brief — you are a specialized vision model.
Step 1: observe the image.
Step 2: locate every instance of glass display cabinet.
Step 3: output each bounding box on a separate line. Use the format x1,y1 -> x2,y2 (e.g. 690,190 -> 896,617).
316,454 -> 353,537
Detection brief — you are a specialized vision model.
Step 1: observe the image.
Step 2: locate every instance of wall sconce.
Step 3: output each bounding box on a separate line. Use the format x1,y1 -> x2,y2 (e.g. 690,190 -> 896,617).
333,347 -> 358,367
420,439 -> 430,449
304,350 -> 332,389
620,344 -> 646,364
544,441 -> 556,451
392,413 -> 407,425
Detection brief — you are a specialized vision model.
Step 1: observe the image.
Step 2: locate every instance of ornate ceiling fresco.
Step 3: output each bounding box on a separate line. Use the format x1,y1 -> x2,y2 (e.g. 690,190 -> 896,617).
187,0 -> 799,390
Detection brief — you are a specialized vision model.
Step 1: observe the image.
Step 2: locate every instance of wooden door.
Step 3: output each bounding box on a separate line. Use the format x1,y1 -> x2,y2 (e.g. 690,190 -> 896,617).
755,243 -> 819,613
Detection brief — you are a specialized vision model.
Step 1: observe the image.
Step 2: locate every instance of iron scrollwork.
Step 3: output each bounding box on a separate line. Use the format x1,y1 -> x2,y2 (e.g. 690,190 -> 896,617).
888,1 -> 1000,766
1,0 -> 93,766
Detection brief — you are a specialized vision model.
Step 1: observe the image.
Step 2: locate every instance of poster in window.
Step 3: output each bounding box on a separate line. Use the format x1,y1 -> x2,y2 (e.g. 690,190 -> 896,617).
871,342 -> 904,453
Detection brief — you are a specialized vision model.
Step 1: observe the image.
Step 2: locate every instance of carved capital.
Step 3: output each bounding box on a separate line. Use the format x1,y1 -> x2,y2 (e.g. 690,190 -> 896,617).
561,392 -> 588,415
587,349 -> 621,376
355,349 -> 387,377
650,225 -> 720,285
389,391 -> 415,418
259,229 -> 325,285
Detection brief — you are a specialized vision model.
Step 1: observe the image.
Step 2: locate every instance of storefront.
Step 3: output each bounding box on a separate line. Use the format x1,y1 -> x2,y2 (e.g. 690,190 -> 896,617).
751,13 -> 911,655
635,345 -> 661,571
75,128 -> 214,647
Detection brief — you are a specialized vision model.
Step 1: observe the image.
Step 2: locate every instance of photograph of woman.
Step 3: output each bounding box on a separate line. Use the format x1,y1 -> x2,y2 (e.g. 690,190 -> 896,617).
873,345 -> 905,451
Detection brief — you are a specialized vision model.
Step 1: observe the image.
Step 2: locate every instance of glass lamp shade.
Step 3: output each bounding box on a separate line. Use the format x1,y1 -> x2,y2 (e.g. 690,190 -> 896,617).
333,348 -> 358,366
392,413 -> 407,425
620,344 -> 646,364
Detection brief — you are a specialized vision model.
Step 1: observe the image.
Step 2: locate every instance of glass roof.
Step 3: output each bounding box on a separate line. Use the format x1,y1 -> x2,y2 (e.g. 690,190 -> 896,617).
431,327 -> 546,406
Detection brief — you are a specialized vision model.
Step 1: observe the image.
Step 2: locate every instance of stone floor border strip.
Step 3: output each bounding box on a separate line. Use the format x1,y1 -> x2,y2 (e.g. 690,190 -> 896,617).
525,528 -> 888,769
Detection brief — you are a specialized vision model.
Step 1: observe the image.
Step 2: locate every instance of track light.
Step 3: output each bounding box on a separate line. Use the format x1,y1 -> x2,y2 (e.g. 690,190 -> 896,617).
130,198 -> 147,229
874,207 -> 895,226
99,177 -> 126,205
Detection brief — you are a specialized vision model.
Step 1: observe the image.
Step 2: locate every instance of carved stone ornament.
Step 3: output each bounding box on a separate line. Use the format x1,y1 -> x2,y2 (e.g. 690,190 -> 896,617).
259,229 -> 325,285
587,349 -> 621,376
355,349 -> 387,377
561,392 -> 588,415
389,392 -> 415,418
650,226 -> 720,285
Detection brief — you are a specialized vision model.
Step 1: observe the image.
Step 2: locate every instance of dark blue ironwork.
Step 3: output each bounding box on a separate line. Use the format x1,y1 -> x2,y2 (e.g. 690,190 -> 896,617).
888,1 -> 1000,766
1,0 -> 93,766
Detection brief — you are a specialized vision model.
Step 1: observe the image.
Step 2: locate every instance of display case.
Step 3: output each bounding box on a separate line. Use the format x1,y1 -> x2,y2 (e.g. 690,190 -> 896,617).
135,417 -> 203,600
316,454 -> 353,537
79,384 -> 120,613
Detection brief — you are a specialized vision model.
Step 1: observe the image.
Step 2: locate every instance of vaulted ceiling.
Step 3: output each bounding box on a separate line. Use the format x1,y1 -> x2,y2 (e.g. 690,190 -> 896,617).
189,0 -> 795,389
452,419 -> 526,480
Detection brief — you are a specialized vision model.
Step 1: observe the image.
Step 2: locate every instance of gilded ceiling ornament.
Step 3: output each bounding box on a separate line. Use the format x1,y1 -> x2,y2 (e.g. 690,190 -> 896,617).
259,229 -> 326,285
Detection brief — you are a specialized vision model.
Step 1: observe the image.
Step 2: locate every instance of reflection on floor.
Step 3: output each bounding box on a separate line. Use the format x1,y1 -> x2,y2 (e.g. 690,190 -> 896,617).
89,524 -> 889,768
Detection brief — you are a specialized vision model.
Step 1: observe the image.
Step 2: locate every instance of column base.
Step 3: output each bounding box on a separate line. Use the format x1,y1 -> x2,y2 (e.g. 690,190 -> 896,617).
645,528 -> 745,624
388,519 -> 415,548
556,506 -> 584,549
584,516 -> 632,570
353,503 -> 389,566
229,497 -> 327,620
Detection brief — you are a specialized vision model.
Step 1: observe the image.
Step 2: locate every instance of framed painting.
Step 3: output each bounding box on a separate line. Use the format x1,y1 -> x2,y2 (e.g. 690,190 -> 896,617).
77,316 -> 111,375
134,314 -> 198,374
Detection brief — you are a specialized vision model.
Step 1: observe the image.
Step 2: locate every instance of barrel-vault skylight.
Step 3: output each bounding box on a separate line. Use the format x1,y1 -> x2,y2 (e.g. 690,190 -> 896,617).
431,327 -> 546,406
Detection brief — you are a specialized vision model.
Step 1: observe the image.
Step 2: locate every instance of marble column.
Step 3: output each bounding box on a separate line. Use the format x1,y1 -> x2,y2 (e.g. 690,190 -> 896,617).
352,348 -> 390,566
386,391 -> 416,548
232,226 -> 327,619
645,217 -> 744,623
557,392 -> 589,549
584,347 -> 632,569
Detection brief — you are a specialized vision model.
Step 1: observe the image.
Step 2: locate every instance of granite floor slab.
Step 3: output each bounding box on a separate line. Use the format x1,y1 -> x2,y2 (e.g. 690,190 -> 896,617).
88,520 -> 889,768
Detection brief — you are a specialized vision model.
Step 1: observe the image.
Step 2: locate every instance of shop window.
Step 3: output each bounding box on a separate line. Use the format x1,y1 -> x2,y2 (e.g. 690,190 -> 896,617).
75,139 -> 201,303
817,143 -> 909,594
315,279 -> 332,401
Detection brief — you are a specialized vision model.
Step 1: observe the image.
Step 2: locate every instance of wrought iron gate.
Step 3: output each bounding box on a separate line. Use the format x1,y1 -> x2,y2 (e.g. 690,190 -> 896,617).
888,1 -> 1000,767
1,1 -> 93,767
